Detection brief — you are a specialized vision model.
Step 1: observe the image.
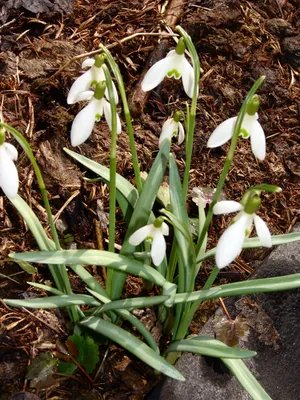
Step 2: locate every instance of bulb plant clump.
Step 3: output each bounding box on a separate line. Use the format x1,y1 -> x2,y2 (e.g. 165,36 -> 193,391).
2,26 -> 300,400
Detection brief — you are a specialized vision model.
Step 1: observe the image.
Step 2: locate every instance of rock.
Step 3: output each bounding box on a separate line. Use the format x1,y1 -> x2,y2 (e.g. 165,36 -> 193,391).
152,224 -> 300,399
281,35 -> 300,67
266,18 -> 295,38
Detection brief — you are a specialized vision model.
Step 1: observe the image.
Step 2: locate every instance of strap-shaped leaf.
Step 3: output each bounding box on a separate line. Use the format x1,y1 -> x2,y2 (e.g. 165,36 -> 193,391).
222,358 -> 271,399
173,273 -> 300,303
64,148 -> 138,208
80,316 -> 185,381
11,249 -> 167,287
165,337 -> 256,359
5,294 -> 100,308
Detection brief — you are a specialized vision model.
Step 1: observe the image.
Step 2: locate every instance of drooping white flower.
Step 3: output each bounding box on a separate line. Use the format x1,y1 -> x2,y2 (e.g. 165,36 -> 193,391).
67,55 -> 118,105
0,141 -> 19,198
159,111 -> 185,148
141,38 -> 198,99
70,82 -> 121,147
213,197 -> 272,269
207,96 -> 266,160
129,217 -> 169,266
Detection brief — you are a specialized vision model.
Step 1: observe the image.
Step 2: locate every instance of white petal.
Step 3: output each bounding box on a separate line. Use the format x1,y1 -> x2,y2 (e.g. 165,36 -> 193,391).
207,116 -> 237,148
166,52 -> 184,79
141,56 -> 172,92
82,58 -> 95,68
67,69 -> 93,104
215,213 -> 252,269
213,201 -> 243,215
182,57 -> 196,98
103,100 -> 122,134
253,214 -> 272,248
240,113 -> 257,138
161,222 -> 169,236
177,122 -> 185,145
151,230 -> 166,266
129,225 -> 153,246
4,143 -> 18,160
73,90 -> 94,102
0,146 -> 19,198
70,100 -> 99,146
159,119 -> 177,148
250,120 -> 266,161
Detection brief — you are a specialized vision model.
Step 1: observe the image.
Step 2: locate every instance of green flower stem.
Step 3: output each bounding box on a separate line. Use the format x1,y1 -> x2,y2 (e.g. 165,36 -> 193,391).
176,26 -> 200,199
102,65 -> 118,297
101,45 -> 143,193
0,122 -> 78,321
195,76 -> 265,258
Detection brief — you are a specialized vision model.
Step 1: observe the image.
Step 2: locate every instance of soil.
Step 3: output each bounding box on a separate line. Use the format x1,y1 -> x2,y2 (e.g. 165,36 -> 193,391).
0,0 -> 299,399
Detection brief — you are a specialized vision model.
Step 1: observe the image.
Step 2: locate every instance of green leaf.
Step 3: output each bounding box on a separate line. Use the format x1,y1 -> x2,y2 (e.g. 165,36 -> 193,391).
92,293 -> 169,314
80,316 -> 185,381
68,334 -> 99,374
165,337 -> 256,359
197,232 -> 300,263
169,154 -> 195,291
5,294 -> 101,309
11,249 -> 167,287
64,148 -> 138,208
173,273 -> 300,304
222,358 -> 271,399
10,258 -> 38,274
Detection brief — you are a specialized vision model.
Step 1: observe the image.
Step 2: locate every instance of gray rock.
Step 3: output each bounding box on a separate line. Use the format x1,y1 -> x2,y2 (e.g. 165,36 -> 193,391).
152,224 -> 300,400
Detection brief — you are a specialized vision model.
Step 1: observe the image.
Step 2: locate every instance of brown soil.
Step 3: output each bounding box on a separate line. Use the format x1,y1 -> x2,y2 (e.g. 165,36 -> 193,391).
0,0 -> 299,399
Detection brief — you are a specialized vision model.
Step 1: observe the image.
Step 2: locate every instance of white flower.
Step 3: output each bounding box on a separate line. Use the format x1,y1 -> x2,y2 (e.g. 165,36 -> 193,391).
159,113 -> 185,148
0,142 -> 19,198
207,112 -> 266,161
129,220 -> 169,266
213,200 -> 271,269
67,57 -> 118,105
70,88 -> 121,147
141,38 -> 198,99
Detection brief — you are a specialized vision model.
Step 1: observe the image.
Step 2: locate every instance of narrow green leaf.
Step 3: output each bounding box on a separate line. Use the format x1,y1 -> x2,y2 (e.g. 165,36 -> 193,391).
11,249 -> 167,287
173,273 -> 300,304
222,358 -> 271,399
197,232 -> 300,263
80,316 -> 185,381
64,148 -> 138,208
92,294 -> 169,314
11,258 -> 38,274
87,288 -> 159,353
5,294 -> 100,309
165,337 -> 256,359
169,154 -> 195,292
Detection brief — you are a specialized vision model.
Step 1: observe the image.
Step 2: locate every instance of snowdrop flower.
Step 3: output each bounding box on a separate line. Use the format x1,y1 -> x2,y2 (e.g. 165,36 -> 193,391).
67,55 -> 118,105
141,38 -> 198,99
70,81 -> 121,147
213,195 -> 272,269
159,111 -> 185,148
129,217 -> 169,266
207,95 -> 266,160
0,131 -> 19,198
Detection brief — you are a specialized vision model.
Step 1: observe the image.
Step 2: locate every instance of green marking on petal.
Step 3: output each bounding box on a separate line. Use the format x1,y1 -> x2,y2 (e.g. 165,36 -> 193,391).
167,69 -> 181,79
245,229 -> 250,236
95,113 -> 102,122
240,128 -> 250,139
94,81 -> 106,100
